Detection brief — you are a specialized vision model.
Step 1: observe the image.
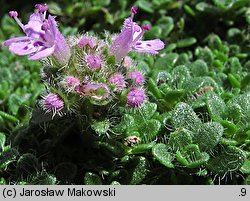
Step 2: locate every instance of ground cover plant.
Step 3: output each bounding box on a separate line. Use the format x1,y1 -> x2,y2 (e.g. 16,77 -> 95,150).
0,0 -> 250,185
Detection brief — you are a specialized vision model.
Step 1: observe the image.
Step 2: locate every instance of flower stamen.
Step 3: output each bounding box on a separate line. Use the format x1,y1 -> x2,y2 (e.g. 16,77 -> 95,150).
131,6 -> 138,19
9,11 -> 25,31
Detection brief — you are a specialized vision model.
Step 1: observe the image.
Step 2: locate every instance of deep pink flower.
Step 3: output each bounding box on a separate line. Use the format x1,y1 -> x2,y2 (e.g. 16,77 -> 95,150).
128,71 -> 144,86
127,88 -> 146,107
3,5 -> 70,65
40,93 -> 64,117
110,6 -> 165,62
109,73 -> 126,91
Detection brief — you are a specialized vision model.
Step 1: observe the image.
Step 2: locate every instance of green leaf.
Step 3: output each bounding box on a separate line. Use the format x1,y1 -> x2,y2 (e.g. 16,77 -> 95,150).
95,140 -> 125,158
219,137 -> 238,146
229,57 -> 242,74
84,172 -> 102,185
176,37 -> 197,48
184,5 -> 196,16
228,73 -> 241,88
0,148 -> 19,170
0,111 -> 19,123
113,114 -> 134,133
184,77 -> 219,94
190,60 -> 208,76
164,43 -> 177,52
168,129 -> 193,152
0,132 -> 6,151
158,16 -> 174,37
138,119 -> 161,143
240,160 -> 250,174
144,26 -> 161,39
175,53 -> 190,66
128,142 -> 156,155
195,47 -> 214,66
152,143 -> 174,168
93,0 -> 110,6
244,175 -> 250,185
154,53 -> 179,70
30,173 -> 57,185
172,102 -> 202,131
225,94 -> 250,126
127,156 -> 149,185
205,91 -> 226,121
110,181 -> 121,185
91,119 -> 110,136
220,120 -> 238,136
171,65 -> 191,87
109,169 -> 129,184
161,88 -> 186,108
0,178 -> 6,185
225,102 -> 243,123
176,144 -> 210,168
241,73 -> 250,90
16,153 -> 39,178
195,2 -> 210,11
135,102 -> 157,120
207,146 -> 245,176
47,2 -> 63,15
148,78 -> 163,99
136,0 -> 154,13
193,122 -> 224,151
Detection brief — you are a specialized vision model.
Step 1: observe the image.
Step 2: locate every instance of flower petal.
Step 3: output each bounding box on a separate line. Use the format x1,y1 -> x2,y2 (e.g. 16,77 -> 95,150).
132,23 -> 142,41
8,41 -> 37,55
24,13 -> 44,39
132,39 -> 165,54
28,45 -> 55,60
3,36 -> 32,47
110,17 -> 134,61
47,15 -> 70,65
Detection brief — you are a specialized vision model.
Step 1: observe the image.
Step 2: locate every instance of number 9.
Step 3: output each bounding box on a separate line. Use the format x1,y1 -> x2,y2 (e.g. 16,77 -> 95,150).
241,188 -> 246,196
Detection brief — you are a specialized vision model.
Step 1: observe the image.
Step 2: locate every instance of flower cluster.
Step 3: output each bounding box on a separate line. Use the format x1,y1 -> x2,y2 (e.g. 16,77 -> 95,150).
3,5 -> 164,118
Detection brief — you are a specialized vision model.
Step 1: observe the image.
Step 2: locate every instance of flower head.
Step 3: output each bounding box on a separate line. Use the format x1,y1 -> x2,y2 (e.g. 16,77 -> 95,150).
128,71 -> 144,86
40,93 -> 64,117
62,76 -> 80,92
127,88 -> 146,107
86,54 -> 102,70
110,7 -> 165,62
109,73 -> 126,91
3,5 -> 70,65
78,37 -> 95,49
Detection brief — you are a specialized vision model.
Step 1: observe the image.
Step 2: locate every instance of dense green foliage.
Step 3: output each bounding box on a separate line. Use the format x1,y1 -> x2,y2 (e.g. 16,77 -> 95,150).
0,0 -> 250,184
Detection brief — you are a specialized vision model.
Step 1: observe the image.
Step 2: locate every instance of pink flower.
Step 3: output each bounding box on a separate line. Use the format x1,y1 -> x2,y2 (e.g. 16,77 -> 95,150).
128,71 -> 144,86
110,6 -> 165,62
78,37 -> 95,49
127,88 -> 146,107
63,76 -> 80,92
86,54 -> 102,70
109,73 -> 126,91
40,93 -> 64,118
3,4 -> 70,65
